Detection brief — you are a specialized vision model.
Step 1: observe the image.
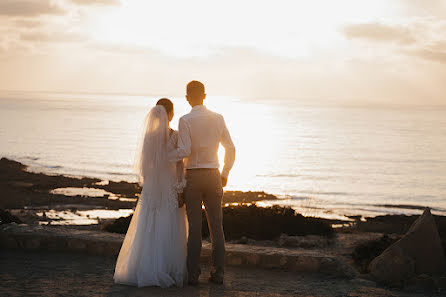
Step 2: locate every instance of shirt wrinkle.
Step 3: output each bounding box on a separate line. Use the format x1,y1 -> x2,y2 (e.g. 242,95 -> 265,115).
167,105 -> 235,179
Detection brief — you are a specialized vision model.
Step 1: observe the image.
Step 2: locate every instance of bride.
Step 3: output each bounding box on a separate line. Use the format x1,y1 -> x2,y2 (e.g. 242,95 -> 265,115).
113,98 -> 188,288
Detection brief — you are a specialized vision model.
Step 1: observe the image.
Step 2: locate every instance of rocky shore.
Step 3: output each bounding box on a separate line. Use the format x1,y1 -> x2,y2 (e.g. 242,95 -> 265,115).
0,157 -> 277,208
0,157 -> 282,227
2,157 -> 446,294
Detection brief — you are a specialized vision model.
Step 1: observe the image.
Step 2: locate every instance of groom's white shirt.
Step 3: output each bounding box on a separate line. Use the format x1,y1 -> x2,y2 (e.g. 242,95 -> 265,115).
168,105 -> 235,179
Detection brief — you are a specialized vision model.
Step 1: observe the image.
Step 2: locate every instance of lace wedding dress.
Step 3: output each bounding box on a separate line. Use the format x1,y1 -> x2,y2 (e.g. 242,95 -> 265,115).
113,106 -> 188,288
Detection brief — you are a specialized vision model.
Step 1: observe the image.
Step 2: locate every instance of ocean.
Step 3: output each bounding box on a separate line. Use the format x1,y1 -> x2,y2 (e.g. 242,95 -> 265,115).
1,91 -> 445,220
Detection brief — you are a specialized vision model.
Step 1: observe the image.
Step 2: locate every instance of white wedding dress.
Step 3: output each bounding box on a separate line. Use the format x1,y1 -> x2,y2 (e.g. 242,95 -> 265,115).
113,106 -> 188,288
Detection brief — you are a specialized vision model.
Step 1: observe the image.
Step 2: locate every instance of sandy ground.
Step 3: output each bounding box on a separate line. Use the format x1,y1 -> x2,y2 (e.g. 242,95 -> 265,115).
0,249 -> 438,297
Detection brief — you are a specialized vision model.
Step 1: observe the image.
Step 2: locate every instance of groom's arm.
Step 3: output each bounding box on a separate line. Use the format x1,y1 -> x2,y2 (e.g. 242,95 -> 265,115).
220,117 -> 235,181
168,117 -> 191,162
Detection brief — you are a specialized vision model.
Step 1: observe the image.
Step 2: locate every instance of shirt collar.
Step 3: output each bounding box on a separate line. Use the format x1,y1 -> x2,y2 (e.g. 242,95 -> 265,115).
191,105 -> 207,112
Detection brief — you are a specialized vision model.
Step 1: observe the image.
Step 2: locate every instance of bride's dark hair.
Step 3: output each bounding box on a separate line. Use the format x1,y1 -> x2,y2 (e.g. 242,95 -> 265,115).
156,98 -> 173,115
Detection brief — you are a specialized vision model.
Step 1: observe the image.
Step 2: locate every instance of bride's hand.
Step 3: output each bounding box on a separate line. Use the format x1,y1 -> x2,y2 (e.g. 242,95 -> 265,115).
177,193 -> 185,208
221,176 -> 227,187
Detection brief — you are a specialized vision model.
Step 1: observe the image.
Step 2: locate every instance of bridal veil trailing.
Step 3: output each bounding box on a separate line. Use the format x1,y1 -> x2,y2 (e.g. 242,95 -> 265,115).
113,105 -> 188,288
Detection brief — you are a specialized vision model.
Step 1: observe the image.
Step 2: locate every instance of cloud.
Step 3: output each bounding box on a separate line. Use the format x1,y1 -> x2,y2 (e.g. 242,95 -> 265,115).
70,0 -> 120,6
342,20 -> 446,65
89,42 -> 158,55
1,39 -> 445,105
414,50 -> 446,63
14,19 -> 43,28
20,31 -> 87,43
400,0 -> 446,18
0,0 -> 65,17
407,42 -> 446,64
342,22 -> 416,44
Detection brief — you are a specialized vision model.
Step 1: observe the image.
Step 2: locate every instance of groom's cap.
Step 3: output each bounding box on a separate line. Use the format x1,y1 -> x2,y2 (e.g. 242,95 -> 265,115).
187,80 -> 205,95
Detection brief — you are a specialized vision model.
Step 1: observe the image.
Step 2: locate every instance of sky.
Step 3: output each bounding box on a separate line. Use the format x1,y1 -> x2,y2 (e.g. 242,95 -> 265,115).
0,0 -> 446,105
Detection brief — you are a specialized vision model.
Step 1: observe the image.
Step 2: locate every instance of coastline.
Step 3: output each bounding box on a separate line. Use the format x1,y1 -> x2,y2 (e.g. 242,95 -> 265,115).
6,155 -> 446,221
0,157 -> 278,205
0,157 -> 284,226
2,157 -> 445,230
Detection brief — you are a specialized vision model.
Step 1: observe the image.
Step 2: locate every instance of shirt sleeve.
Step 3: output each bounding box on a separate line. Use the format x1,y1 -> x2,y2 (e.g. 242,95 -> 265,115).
220,116 -> 236,179
174,160 -> 187,193
168,117 -> 192,162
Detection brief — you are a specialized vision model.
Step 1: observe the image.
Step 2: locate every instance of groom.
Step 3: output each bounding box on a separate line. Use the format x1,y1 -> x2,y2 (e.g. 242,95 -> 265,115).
168,80 -> 236,285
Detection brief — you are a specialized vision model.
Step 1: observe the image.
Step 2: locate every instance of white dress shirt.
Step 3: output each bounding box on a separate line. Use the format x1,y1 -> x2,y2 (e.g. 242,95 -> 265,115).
168,105 -> 235,178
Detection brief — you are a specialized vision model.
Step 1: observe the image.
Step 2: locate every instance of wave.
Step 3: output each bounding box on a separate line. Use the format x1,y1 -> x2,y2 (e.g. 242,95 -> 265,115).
373,204 -> 446,212
272,196 -> 446,217
46,165 -> 63,169
297,190 -> 353,196
256,173 -> 332,180
256,174 -> 300,178
12,156 -> 136,181
23,156 -> 39,161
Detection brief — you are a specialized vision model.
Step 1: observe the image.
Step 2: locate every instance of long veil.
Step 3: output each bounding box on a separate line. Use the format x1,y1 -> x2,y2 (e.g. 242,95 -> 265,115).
135,105 -> 169,186
114,105 -> 188,287
134,105 -> 172,210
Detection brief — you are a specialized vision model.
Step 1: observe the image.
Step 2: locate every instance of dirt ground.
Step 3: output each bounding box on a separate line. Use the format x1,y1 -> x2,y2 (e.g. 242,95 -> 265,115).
0,248 -> 439,297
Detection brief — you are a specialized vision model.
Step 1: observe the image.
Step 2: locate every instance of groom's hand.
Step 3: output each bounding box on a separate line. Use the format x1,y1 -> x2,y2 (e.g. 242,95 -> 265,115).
221,176 -> 227,187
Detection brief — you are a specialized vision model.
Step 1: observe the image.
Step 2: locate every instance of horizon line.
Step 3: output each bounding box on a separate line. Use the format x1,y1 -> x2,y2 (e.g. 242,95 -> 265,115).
0,88 -> 445,108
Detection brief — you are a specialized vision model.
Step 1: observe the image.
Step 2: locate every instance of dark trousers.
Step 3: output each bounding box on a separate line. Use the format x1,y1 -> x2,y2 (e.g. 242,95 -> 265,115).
184,168 -> 225,281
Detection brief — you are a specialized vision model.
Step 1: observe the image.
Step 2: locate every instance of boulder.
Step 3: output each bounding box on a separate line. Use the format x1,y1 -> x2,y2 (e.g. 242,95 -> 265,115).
319,257 -> 359,279
369,244 -> 415,285
369,208 -> 446,285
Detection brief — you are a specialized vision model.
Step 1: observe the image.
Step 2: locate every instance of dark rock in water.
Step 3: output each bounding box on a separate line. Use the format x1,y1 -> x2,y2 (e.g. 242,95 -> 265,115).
102,214 -> 133,234
222,191 -> 278,203
357,213 -> 446,237
356,215 -> 417,234
0,158 -> 26,172
99,181 -> 141,198
347,215 -> 362,221
369,208 -> 446,286
0,209 -> 23,225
